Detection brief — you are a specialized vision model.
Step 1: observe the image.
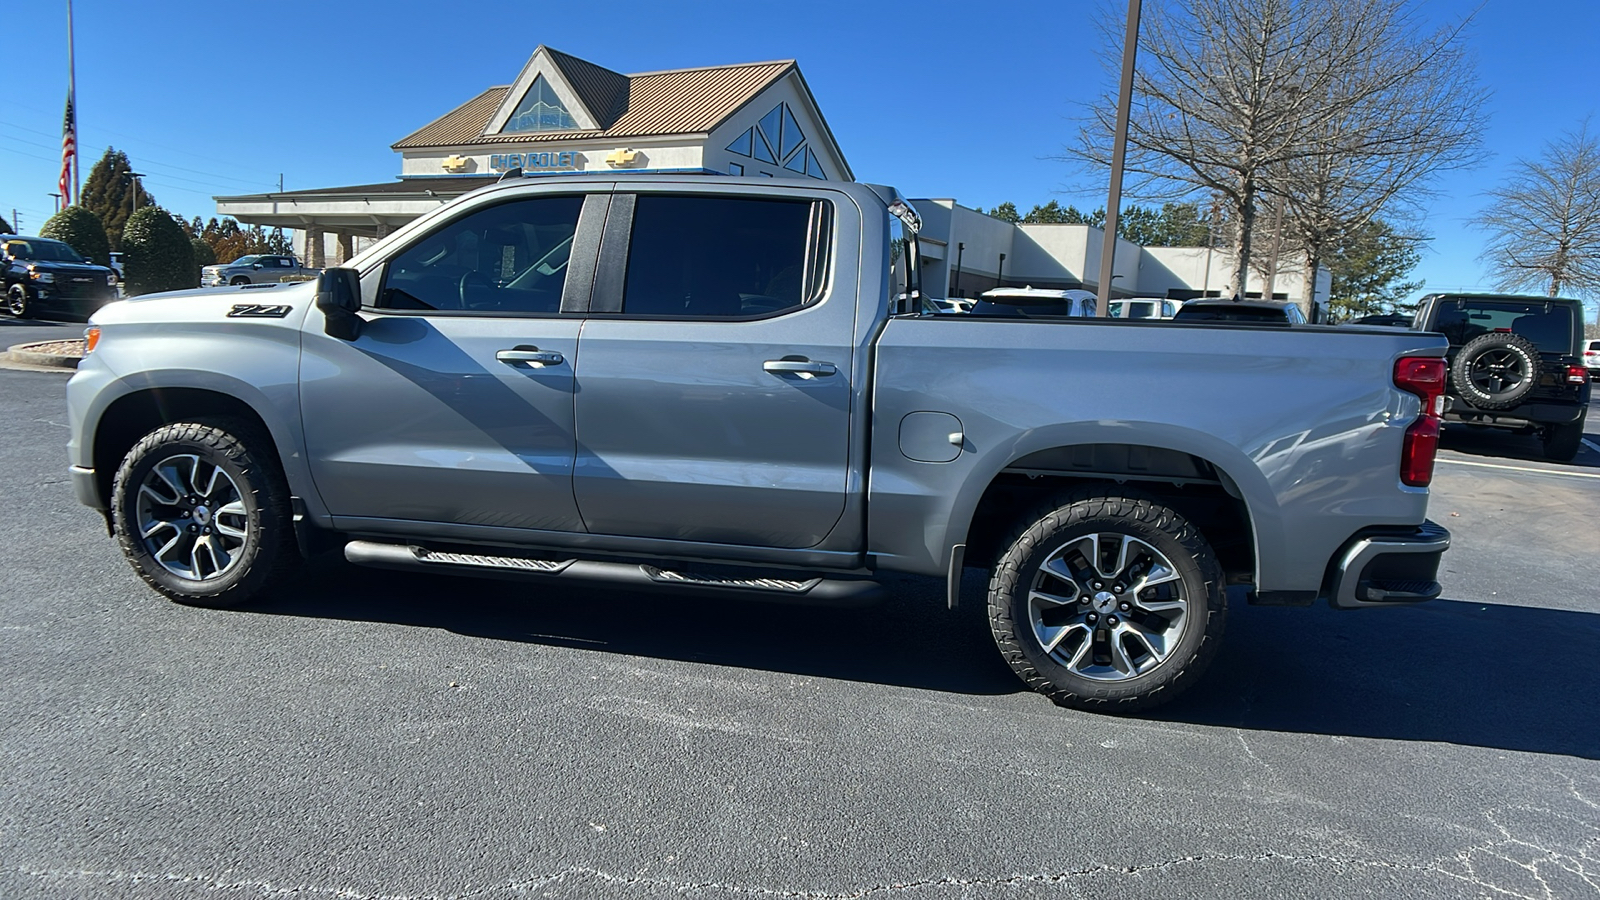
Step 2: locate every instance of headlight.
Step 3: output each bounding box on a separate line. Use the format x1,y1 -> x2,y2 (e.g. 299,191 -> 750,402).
106,273 -> 117,286
30,270 -> 54,283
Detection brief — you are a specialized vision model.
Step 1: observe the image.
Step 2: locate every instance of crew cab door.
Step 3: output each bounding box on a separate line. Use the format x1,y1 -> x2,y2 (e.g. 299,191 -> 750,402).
571,188 -> 854,549
299,190 -> 604,535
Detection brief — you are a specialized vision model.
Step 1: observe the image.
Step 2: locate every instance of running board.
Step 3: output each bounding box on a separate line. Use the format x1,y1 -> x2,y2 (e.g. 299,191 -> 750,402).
343,540 -> 882,606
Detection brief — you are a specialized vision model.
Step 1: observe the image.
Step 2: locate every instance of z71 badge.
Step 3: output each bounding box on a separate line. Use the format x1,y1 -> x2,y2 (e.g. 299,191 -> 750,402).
227,304 -> 293,318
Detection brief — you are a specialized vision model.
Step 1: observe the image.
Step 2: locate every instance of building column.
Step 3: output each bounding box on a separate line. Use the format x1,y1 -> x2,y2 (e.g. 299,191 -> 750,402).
374,222 -> 391,239
304,225 -> 325,268
336,232 -> 354,265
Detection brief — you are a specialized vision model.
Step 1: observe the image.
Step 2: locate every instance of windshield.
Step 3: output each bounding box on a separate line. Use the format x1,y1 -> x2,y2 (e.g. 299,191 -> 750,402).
4,239 -> 85,262
229,255 -> 263,267
1431,299 -> 1578,355
1112,301 -> 1158,319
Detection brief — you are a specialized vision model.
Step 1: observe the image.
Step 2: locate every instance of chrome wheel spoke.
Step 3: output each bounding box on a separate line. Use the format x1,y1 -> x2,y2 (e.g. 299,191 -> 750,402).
214,501 -> 248,540
140,518 -> 178,541
1138,598 -> 1186,615
1108,632 -> 1141,676
1041,621 -> 1089,656
1120,622 -> 1169,664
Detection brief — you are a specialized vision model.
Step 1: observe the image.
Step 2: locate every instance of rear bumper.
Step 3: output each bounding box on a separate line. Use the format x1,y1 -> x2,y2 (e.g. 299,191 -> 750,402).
1444,398 -> 1586,426
1327,521 -> 1450,610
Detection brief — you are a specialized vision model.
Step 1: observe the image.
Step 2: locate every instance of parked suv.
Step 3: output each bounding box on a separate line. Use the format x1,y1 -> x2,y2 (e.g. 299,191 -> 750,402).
200,254 -> 317,287
1585,339 -> 1599,380
1412,293 -> 1591,461
1,234 -> 118,319
1171,297 -> 1306,325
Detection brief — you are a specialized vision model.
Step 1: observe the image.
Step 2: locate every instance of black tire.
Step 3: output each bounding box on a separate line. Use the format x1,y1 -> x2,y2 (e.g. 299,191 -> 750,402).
1542,421 -> 1585,462
110,419 -> 295,606
1451,332 -> 1541,410
6,284 -> 29,318
229,276 -> 250,286
987,489 -> 1227,712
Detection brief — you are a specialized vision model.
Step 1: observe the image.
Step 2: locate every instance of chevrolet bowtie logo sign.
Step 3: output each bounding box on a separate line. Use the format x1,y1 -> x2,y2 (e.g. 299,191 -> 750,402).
441,155 -> 470,173
605,149 -> 641,168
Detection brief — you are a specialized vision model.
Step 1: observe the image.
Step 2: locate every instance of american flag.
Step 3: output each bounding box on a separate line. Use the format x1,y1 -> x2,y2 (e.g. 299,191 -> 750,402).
59,93 -> 76,206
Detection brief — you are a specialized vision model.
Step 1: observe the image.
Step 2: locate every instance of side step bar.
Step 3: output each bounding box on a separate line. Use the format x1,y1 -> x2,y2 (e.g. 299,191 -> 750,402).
343,540 -> 883,606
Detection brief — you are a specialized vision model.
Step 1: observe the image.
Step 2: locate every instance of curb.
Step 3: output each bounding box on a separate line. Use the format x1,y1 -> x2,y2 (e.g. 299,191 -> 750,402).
5,341 -> 82,370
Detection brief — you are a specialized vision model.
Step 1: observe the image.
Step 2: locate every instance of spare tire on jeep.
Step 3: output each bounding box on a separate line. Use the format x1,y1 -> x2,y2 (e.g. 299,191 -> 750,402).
1450,331 -> 1542,410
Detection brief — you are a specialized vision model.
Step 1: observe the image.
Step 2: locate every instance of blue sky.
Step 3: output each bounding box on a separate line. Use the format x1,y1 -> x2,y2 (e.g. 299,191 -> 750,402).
1,0 -> 1595,313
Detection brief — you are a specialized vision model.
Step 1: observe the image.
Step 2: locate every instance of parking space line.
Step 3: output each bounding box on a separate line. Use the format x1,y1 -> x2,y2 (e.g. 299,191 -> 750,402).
1435,457 -> 1600,480
1583,438 -> 1600,455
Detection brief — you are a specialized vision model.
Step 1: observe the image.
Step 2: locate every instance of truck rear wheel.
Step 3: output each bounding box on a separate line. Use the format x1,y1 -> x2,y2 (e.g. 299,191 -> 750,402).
110,419 -> 295,607
987,490 -> 1227,712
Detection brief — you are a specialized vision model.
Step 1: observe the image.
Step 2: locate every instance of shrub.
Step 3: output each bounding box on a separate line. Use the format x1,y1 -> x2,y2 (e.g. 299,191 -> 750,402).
190,237 -> 216,268
40,206 -> 112,267
122,206 -> 197,295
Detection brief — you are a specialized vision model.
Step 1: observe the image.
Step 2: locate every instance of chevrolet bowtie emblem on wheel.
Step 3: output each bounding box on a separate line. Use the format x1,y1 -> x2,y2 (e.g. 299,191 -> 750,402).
441,154 -> 470,173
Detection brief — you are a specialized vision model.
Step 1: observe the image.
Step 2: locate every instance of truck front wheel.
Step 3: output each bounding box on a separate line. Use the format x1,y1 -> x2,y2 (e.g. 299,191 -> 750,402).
110,419 -> 295,607
987,490 -> 1227,712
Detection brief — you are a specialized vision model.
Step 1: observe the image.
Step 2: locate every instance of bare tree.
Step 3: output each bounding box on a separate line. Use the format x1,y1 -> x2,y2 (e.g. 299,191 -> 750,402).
1474,122 -> 1600,305
1073,0 -> 1483,300
1270,4 -> 1487,313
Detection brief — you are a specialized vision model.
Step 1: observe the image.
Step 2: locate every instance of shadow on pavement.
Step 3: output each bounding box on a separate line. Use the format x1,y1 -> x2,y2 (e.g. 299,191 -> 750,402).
1149,594 -> 1600,760
254,560 -> 1600,757
1436,402 -> 1599,469
252,560 -> 1021,697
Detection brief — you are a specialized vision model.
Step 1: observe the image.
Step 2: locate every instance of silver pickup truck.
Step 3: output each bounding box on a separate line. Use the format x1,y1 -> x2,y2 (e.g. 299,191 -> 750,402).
199,254 -> 316,287
66,174 -> 1451,711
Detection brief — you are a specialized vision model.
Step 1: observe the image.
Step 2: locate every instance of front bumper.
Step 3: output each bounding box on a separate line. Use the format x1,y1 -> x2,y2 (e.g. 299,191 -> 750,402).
1327,521 -> 1450,610
71,464 -> 103,509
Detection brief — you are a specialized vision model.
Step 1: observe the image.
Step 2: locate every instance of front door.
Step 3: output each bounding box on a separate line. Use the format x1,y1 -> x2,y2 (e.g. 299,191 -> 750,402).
571,190 -> 855,549
300,192 -> 598,534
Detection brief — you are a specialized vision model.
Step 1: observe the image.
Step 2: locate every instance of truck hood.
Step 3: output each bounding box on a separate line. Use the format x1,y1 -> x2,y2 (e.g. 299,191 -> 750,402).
92,279 -> 317,326
22,260 -> 114,278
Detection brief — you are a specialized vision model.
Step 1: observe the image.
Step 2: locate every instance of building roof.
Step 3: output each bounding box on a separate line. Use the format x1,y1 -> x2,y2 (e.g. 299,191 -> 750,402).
392,56 -> 797,150
215,177 -> 499,203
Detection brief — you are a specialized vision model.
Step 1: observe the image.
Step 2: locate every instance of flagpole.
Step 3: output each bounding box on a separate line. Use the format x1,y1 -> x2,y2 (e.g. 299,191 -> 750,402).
67,0 -> 78,203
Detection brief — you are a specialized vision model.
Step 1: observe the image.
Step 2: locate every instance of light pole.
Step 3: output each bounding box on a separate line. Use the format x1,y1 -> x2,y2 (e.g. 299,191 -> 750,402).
49,193 -> 62,213
997,252 -> 1006,289
952,242 -> 965,298
1094,0 -> 1142,317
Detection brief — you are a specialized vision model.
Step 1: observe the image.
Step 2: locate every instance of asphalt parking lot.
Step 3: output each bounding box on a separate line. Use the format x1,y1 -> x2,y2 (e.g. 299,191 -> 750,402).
2,321 -> 1598,900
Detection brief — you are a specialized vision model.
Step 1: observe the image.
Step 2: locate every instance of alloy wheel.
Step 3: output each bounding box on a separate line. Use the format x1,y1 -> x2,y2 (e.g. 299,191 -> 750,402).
133,454 -> 250,581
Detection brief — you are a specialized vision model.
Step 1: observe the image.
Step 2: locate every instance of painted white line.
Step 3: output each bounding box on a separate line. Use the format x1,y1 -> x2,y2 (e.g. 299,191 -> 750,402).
1583,438 -> 1600,455
1435,457 -> 1600,480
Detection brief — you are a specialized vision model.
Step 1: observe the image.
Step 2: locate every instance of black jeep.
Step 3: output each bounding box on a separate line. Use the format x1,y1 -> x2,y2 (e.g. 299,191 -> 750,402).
1414,293 -> 1591,461
1,233 -> 118,320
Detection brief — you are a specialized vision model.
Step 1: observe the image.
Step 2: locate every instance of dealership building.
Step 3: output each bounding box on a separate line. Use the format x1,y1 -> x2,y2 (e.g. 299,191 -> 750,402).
216,45 -> 1327,307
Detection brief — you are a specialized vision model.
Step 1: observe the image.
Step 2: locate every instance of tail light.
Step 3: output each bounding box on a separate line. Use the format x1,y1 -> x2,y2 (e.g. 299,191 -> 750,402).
1567,365 -> 1588,385
1394,356 -> 1446,487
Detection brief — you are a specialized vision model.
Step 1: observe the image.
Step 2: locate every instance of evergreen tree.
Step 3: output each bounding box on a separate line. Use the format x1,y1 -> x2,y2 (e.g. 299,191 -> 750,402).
981,202 -> 1021,223
80,148 -> 156,251
122,206 -> 196,295
190,237 -> 216,267
39,206 -> 112,266
0,212 -> 12,233
1327,220 -> 1424,321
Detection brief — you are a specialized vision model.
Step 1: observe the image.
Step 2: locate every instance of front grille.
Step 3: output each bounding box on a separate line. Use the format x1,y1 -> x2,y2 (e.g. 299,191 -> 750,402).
51,280 -> 110,300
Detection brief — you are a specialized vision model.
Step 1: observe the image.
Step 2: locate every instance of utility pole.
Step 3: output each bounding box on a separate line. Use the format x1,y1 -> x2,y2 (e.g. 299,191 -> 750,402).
952,242 -> 965,298
129,172 -> 146,220
997,252 -> 1006,289
11,210 -> 20,233
1263,199 -> 1284,301
1094,0 -> 1142,317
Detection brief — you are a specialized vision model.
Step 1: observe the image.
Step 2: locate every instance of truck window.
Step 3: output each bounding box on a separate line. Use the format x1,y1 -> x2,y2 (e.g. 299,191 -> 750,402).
620,195 -> 819,318
378,195 -> 583,315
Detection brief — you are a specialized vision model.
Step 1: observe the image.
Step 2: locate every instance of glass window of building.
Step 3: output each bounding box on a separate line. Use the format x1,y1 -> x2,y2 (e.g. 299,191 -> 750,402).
504,77 -> 577,133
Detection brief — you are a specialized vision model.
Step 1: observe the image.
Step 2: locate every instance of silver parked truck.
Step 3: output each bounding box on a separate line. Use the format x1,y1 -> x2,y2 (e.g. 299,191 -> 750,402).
66,174 -> 1452,711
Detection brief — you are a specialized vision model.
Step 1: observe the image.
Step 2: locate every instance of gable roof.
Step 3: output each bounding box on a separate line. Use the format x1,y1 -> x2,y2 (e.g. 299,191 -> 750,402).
393,54 -> 797,150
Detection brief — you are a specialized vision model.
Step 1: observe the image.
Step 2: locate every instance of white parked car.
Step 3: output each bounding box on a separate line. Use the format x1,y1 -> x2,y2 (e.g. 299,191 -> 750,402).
1109,297 -> 1183,320
972,287 -> 1098,318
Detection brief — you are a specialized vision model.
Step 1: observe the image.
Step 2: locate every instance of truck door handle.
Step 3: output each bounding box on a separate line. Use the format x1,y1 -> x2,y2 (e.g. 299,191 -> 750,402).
496,348 -> 565,367
763,358 -> 837,377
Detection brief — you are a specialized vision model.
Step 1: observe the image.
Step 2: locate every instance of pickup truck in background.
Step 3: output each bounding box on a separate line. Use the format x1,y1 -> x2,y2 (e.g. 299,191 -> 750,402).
1412,293 -> 1592,461
200,254 -> 318,287
66,174 -> 1452,712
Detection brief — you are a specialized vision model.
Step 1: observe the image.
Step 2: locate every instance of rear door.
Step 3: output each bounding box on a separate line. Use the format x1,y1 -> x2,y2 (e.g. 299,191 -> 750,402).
300,189 -> 606,534
570,187 -> 855,549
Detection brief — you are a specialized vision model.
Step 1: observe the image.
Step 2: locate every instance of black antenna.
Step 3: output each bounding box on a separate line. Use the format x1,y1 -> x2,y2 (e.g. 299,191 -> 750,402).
497,167 -> 523,182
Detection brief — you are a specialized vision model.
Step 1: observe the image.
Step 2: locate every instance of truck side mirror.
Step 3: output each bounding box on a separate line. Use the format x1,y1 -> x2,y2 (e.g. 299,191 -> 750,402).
315,268 -> 363,341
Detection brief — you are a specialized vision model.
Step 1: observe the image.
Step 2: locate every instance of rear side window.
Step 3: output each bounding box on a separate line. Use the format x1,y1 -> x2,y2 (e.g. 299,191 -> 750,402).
1431,300 -> 1576,353
380,195 -> 583,314
621,195 -> 824,318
